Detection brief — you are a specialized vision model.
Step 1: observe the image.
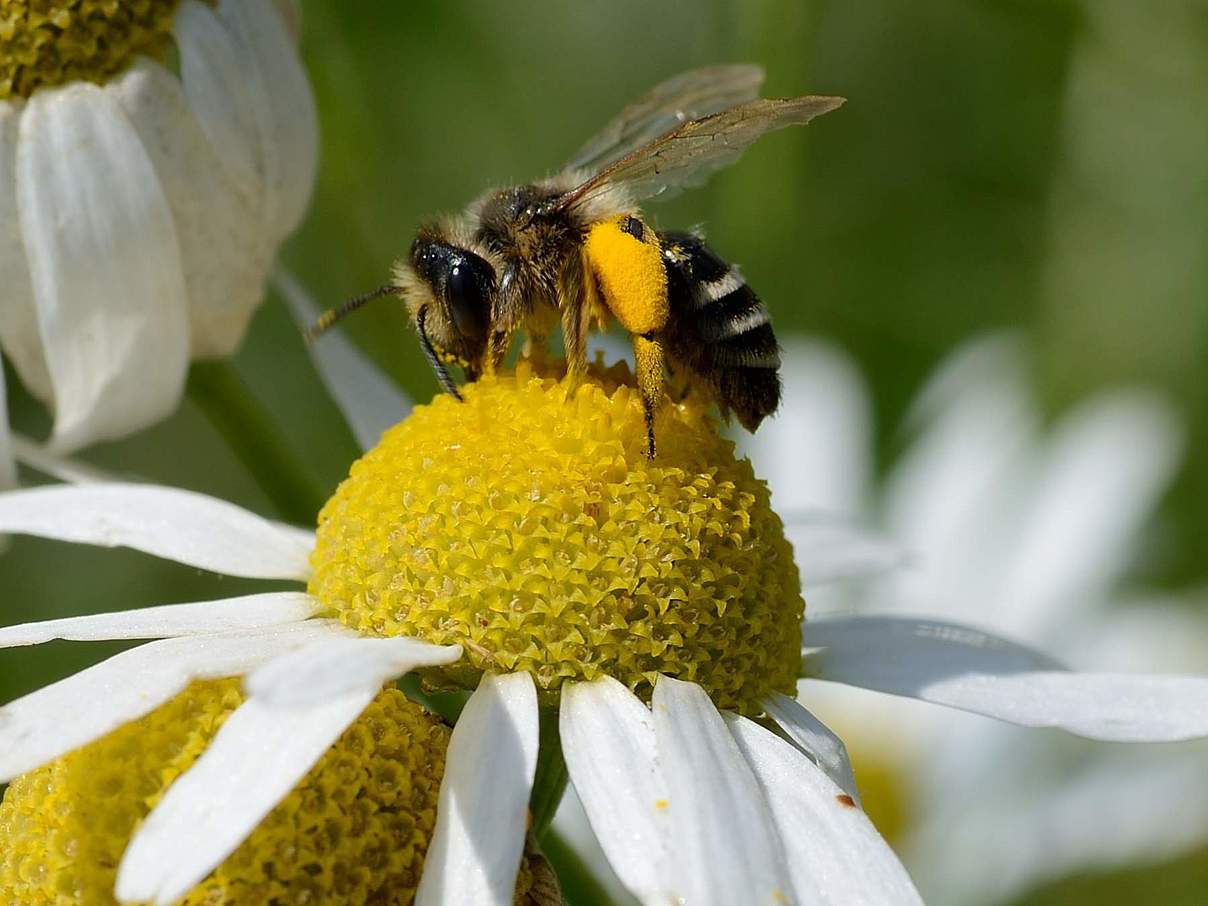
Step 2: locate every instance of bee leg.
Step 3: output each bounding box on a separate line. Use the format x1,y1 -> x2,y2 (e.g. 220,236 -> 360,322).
559,252 -> 591,383
632,333 -> 665,459
484,328 -> 512,375
417,305 -> 463,401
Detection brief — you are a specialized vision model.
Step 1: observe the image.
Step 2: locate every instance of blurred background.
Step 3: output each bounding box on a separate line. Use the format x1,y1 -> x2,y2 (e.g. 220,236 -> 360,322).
4,1 -> 1208,903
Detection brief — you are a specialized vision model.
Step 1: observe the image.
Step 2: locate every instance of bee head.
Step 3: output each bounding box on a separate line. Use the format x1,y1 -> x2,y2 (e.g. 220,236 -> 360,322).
407,234 -> 497,370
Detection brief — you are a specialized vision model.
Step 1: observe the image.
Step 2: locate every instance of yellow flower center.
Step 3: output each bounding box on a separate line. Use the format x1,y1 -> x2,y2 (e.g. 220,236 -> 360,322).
0,681 -> 528,905
0,0 -> 184,100
310,364 -> 805,714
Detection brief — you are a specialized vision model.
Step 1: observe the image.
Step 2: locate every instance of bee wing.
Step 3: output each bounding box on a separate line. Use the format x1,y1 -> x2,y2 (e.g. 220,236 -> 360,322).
566,64 -> 766,174
555,95 -> 844,213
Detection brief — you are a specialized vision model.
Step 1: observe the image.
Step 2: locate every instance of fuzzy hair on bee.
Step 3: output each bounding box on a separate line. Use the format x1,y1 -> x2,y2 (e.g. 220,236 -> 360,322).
310,64 -> 843,456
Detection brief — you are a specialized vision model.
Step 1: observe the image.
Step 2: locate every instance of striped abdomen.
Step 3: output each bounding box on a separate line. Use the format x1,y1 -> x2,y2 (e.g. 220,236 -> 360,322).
659,231 -> 781,431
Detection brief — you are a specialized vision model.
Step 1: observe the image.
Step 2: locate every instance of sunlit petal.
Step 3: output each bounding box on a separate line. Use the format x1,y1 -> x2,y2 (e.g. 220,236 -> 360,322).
727,714 -> 923,905
0,621 -> 351,781
763,691 -> 861,804
652,676 -> 792,906
416,672 -> 539,906
0,483 -> 314,579
562,677 -> 675,905
246,635 -> 462,707
806,615 -> 1208,741
0,592 -> 318,648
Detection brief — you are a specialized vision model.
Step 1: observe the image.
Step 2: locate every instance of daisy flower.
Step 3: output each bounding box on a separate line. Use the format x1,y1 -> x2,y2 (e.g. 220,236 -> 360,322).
744,333 -> 1208,903
3,358 -> 1208,905
0,0 -> 316,467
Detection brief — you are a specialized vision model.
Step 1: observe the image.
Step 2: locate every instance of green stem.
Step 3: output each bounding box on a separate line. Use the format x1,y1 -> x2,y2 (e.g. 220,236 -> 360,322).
539,827 -> 623,906
186,361 -> 326,525
529,709 -> 569,838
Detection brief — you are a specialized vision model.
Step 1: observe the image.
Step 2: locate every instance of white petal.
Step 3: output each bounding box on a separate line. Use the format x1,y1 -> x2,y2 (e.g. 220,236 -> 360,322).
117,687 -> 375,905
0,100 -> 52,403
247,635 -> 463,707
0,620 -> 350,781
273,267 -> 412,450
0,361 -> 14,492
416,672 -> 539,906
739,337 -> 873,516
0,591 -> 317,648
9,433 -> 116,483
990,390 -> 1182,638
903,671 -> 1208,743
804,615 -> 1063,683
783,513 -> 907,586
651,676 -> 792,906
174,0 -> 316,241
0,483 -> 314,579
805,615 -> 1208,741
269,0 -> 302,40
172,1 -> 263,210
214,0 -> 318,237
727,714 -> 923,906
911,740 -> 1208,904
873,334 -> 1037,623
561,678 -> 675,906
550,787 -> 640,906
763,692 -> 861,805
17,83 -> 190,451
114,59 -> 270,358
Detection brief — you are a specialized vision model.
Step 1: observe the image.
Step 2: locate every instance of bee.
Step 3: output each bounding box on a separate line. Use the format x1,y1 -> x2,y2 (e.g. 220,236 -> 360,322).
310,65 -> 843,456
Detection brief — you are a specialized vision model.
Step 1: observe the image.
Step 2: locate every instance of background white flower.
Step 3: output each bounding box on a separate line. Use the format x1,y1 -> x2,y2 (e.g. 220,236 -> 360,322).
0,0 -> 316,461
743,332 -> 1208,905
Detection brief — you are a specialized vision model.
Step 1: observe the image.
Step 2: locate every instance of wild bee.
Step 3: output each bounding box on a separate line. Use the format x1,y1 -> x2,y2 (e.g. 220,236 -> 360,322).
310,65 -> 843,456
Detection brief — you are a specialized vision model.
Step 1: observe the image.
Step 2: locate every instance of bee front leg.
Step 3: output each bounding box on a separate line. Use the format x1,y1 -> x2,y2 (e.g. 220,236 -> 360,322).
558,251 -> 592,383
485,328 -> 513,375
632,333 -> 665,459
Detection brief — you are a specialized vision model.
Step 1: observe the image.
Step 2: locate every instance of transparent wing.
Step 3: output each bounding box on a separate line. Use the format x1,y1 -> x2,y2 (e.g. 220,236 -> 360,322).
566,64 -> 766,174
555,95 -> 845,213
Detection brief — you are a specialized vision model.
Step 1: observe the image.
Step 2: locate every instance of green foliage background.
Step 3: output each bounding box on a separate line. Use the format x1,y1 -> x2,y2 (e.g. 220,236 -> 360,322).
3,2 -> 1208,903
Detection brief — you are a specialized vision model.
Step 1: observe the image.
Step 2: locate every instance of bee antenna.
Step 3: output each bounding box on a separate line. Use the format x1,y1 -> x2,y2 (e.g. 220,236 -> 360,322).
305,284 -> 396,342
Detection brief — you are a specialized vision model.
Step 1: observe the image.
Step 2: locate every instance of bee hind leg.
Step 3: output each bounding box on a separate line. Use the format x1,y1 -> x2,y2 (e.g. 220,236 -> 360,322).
632,333 -> 665,459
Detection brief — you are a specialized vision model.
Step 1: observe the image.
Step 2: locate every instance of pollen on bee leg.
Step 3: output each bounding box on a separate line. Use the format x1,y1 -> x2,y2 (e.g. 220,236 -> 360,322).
633,334 -> 665,458
583,215 -> 668,336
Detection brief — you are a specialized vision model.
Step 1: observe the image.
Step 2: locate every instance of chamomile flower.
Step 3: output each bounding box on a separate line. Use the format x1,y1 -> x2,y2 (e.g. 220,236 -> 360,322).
3,361 -> 1208,905
0,682 -> 504,904
0,0 -> 317,459
745,333 -> 1208,904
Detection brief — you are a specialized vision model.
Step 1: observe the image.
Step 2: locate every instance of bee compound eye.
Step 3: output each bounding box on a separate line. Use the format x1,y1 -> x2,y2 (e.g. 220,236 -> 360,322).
445,254 -> 493,341
620,215 -> 644,241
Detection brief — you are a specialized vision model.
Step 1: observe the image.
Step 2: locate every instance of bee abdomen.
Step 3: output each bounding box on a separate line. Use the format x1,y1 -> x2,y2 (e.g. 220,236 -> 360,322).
660,231 -> 781,431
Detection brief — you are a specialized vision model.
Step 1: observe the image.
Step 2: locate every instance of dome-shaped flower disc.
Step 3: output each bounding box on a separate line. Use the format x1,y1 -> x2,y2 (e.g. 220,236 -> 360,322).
0,681 -> 533,904
310,364 -> 805,714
